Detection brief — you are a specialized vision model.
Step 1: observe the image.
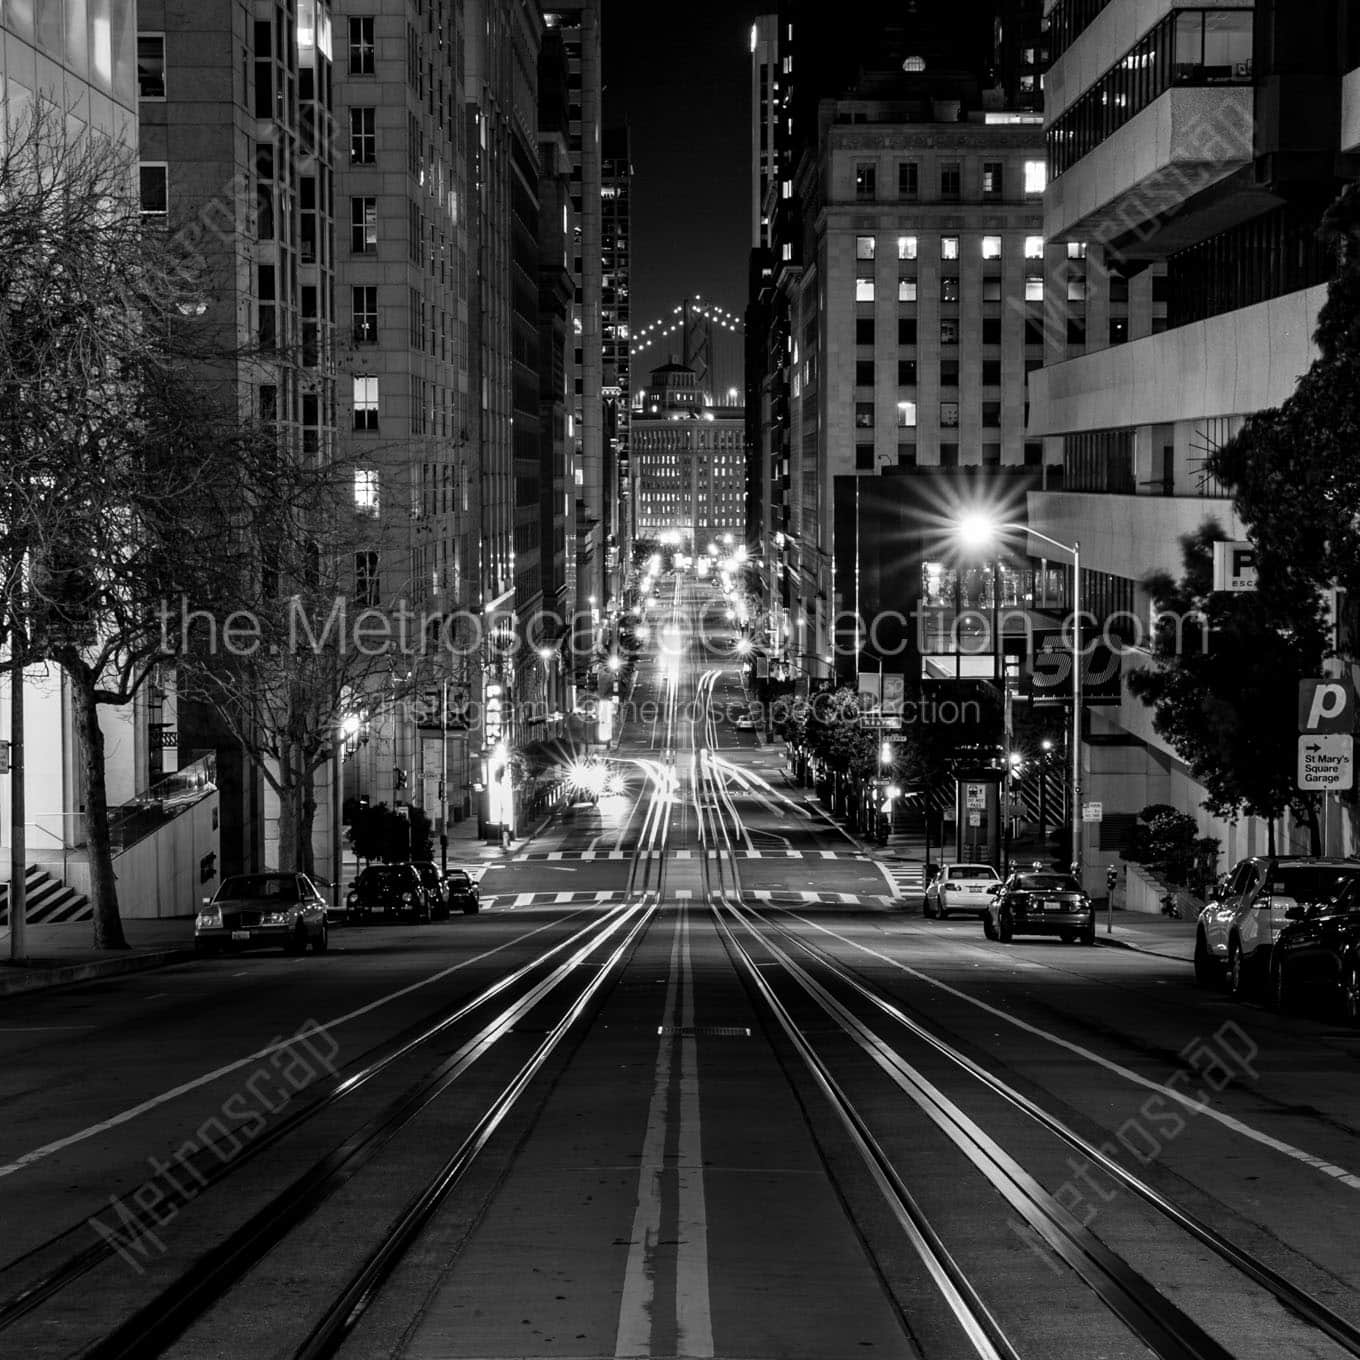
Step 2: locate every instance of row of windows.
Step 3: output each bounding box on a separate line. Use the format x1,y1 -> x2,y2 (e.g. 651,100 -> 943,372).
1047,0 -> 1115,59
856,234 -> 1055,263
856,359 -> 1012,387
852,274 -> 1052,304
853,159 -> 1047,203
857,401 -> 1006,431
860,442 -> 1045,471
854,317 -> 1050,348
1048,10 -> 1253,178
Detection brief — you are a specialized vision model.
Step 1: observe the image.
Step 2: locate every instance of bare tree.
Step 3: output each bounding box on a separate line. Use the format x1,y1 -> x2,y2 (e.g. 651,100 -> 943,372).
0,101 -> 297,947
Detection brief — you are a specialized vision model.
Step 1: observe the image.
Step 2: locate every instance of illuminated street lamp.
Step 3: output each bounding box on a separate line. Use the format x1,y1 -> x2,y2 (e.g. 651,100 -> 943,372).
957,515 -> 1083,886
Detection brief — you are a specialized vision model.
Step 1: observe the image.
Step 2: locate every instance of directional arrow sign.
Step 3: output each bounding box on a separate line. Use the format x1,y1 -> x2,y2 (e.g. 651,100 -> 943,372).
1298,733 -> 1354,791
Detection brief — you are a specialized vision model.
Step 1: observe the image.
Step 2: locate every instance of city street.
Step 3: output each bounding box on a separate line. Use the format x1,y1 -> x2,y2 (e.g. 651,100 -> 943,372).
0,573 -> 1358,1358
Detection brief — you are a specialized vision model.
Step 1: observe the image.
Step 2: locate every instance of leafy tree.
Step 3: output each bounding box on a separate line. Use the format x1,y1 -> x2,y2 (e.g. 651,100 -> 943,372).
1207,181 -> 1360,624
1126,521 -> 1323,854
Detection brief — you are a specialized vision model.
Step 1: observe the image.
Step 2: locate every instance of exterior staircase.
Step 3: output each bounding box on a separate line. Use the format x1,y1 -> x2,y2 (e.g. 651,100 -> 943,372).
0,866 -> 94,926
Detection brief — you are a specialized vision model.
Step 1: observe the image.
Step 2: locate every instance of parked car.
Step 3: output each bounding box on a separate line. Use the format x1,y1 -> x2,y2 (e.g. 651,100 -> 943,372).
196,874 -> 329,955
924,863 -> 1001,919
1269,877 -> 1360,1020
445,869 -> 481,915
410,861 -> 452,920
983,870 -> 1094,945
1194,857 -> 1360,996
346,863 -> 435,923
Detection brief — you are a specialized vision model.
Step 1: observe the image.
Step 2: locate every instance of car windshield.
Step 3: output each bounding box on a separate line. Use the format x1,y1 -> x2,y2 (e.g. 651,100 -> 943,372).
216,875 -> 299,902
1270,866 -> 1360,903
950,866 -> 997,880
360,867 -> 409,887
1015,874 -> 1081,893
446,872 -> 471,885
413,864 -> 441,887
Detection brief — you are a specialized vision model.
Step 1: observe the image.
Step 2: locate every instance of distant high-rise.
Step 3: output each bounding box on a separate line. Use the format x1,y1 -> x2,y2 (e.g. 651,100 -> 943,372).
602,124 -> 633,592
750,15 -> 781,250
634,365 -> 745,551
542,2 -> 604,628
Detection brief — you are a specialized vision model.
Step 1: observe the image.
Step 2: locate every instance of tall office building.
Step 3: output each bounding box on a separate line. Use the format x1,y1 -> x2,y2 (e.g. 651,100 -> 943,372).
1027,1 -> 1360,880
538,27 -> 575,657
747,2 -> 1054,690
633,365 -> 746,551
465,0 -> 543,831
602,123 -> 633,591
750,14 -> 780,250
542,2 -> 604,636
330,0 -> 473,826
139,0 -> 338,872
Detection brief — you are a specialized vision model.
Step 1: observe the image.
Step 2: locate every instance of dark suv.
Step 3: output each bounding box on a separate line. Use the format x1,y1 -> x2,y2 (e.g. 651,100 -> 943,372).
346,863 -> 435,923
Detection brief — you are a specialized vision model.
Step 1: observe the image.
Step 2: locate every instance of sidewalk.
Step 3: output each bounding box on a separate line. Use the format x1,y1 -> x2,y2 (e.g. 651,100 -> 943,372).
0,917 -> 196,998
1091,910 -> 1198,963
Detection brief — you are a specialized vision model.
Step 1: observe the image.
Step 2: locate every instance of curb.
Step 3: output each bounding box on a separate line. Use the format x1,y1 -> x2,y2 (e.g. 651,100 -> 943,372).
1093,934 -> 1194,964
0,946 -> 196,998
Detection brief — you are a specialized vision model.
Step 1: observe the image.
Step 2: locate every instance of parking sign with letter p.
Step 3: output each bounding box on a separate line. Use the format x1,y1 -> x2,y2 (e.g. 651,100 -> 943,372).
1299,678 -> 1355,733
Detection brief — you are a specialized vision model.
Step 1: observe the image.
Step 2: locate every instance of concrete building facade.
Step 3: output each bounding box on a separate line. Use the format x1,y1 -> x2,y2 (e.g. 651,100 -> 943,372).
1027,0 -> 1360,883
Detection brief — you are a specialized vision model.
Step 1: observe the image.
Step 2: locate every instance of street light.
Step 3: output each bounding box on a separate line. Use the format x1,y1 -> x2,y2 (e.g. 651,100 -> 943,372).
956,515 -> 1084,887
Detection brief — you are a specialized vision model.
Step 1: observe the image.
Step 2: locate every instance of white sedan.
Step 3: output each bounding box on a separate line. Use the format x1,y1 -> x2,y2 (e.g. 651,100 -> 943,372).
924,864 -> 1001,919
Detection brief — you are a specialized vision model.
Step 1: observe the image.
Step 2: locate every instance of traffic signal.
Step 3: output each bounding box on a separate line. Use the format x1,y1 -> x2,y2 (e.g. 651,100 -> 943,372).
394,767 -> 408,790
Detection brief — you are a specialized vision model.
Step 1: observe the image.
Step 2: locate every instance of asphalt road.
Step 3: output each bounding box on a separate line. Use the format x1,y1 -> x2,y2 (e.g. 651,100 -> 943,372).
2,572 -> 1360,1359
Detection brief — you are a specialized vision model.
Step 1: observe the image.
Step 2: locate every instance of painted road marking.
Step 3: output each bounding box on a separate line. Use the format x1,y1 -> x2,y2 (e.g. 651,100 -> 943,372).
788,911 -> 1360,1191
0,914 -> 584,1180
615,897 -> 683,1356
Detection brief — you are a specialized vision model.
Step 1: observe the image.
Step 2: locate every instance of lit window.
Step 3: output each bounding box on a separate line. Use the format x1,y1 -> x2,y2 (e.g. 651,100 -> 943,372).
856,279 -> 875,303
1024,160 -> 1047,195
898,236 -> 917,260
940,236 -> 959,260
354,469 -> 379,514
1068,241 -> 1088,260
856,235 -> 876,260
898,278 -> 917,302
981,235 -> 1002,260
1068,278 -> 1087,302
1024,235 -> 1044,259
353,375 -> 379,430
1025,274 -> 1045,302
897,401 -> 917,428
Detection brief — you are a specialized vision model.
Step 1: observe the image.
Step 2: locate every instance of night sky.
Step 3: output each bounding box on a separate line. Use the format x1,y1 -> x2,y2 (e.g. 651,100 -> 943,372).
602,0 -> 763,345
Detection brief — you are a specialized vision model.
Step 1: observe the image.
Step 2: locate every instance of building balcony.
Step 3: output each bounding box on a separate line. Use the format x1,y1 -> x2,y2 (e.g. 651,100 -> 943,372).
1027,283 -> 1327,437
1345,66 -> 1360,154
1046,86 -> 1254,247
1026,489 -> 1244,584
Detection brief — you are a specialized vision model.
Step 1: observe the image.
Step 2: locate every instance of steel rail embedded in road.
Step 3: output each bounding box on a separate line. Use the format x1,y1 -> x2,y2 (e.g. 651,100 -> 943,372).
80,898 -> 656,1360
720,900 -> 1238,1359
747,899 -> 1360,1358
288,896 -> 661,1360
696,735 -> 1250,1360
0,904 -> 628,1335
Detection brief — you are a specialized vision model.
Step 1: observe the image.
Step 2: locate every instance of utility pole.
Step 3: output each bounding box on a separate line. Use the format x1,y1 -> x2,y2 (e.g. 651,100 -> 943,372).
9,652 -> 24,961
